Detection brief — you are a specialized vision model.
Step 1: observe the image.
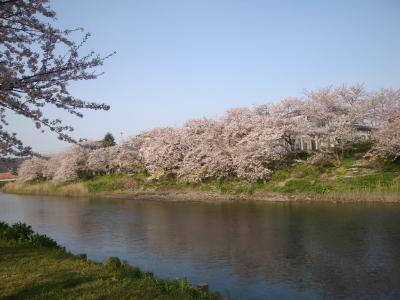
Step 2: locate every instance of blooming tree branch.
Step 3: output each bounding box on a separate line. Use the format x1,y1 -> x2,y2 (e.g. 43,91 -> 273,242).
0,0 -> 113,156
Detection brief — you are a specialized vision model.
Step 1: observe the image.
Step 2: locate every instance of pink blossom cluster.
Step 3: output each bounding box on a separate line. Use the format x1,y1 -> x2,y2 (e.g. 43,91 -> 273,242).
17,141 -> 142,182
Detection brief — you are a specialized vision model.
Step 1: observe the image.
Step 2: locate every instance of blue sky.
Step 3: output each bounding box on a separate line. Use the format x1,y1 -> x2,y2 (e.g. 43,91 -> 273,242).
10,0 -> 400,153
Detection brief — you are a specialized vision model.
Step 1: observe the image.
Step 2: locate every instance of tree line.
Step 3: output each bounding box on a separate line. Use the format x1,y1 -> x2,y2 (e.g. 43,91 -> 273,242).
17,85 -> 400,183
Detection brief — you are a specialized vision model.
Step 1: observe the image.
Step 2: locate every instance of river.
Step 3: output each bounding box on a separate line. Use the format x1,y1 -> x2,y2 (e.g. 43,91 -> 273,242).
1,193 -> 399,299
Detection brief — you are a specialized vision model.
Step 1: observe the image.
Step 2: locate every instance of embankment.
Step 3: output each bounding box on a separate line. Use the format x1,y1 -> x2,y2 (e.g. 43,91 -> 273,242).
4,158 -> 400,202
0,221 -> 220,299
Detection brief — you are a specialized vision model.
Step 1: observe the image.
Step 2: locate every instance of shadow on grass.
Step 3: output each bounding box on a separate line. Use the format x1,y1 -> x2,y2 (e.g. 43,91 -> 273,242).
2,271 -> 97,300
0,246 -> 105,299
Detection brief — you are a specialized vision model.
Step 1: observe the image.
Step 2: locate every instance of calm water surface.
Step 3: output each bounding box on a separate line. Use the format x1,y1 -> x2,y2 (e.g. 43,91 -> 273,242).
1,193 -> 400,299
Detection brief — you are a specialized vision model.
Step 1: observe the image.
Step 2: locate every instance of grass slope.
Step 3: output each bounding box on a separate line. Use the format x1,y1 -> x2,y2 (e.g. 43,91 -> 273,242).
3,157 -> 400,202
0,221 -> 220,300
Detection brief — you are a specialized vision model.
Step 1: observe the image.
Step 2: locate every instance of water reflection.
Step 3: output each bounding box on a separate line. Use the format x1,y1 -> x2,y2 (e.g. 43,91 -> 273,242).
0,193 -> 399,299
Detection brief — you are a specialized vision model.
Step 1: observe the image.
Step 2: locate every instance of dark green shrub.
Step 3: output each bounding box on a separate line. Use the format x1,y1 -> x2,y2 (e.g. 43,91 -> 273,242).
29,233 -> 59,248
321,161 -> 336,168
0,221 -> 9,231
123,263 -> 143,278
347,140 -> 374,156
104,256 -> 122,268
297,150 -> 310,160
0,221 -> 59,248
7,223 -> 34,241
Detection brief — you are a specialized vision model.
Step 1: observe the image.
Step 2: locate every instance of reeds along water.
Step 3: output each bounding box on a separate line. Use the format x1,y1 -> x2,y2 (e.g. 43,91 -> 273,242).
3,179 -> 400,202
2,182 -> 89,197
318,182 -> 400,202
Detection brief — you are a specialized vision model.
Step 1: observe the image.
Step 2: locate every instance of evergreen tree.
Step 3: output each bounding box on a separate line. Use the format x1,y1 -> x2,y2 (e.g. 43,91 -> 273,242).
102,133 -> 116,147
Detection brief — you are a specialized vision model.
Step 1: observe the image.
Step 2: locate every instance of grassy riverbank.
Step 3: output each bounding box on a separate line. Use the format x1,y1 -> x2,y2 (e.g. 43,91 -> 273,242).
3,157 -> 400,202
0,221 -> 220,299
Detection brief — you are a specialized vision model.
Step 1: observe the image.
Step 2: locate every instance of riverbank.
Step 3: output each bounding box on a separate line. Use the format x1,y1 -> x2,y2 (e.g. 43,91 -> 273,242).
0,221 -> 220,299
4,157 -> 400,202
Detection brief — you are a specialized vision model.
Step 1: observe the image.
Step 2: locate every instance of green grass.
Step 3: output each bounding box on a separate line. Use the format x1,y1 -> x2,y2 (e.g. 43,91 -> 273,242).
0,221 -> 220,300
272,169 -> 290,181
85,173 -> 128,193
291,163 -> 320,179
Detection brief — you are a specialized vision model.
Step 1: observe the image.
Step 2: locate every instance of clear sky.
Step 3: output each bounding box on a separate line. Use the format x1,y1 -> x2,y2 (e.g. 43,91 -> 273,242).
10,0 -> 400,154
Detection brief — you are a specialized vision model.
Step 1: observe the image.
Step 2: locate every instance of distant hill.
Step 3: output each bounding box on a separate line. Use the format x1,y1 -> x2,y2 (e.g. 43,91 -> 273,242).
0,158 -> 26,174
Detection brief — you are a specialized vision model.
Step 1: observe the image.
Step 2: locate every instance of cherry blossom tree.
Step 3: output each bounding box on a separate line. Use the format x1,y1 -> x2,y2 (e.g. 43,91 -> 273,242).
369,89 -> 400,159
217,107 -> 284,181
231,106 -> 289,181
16,156 -> 46,182
42,153 -> 62,179
86,141 -> 143,176
109,140 -> 143,174
175,108 -> 288,182
0,0 -> 113,156
372,117 -> 400,160
137,127 -> 189,176
177,118 -> 235,182
271,98 -> 310,154
304,85 -> 371,161
51,145 -> 89,181
86,147 -> 110,176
